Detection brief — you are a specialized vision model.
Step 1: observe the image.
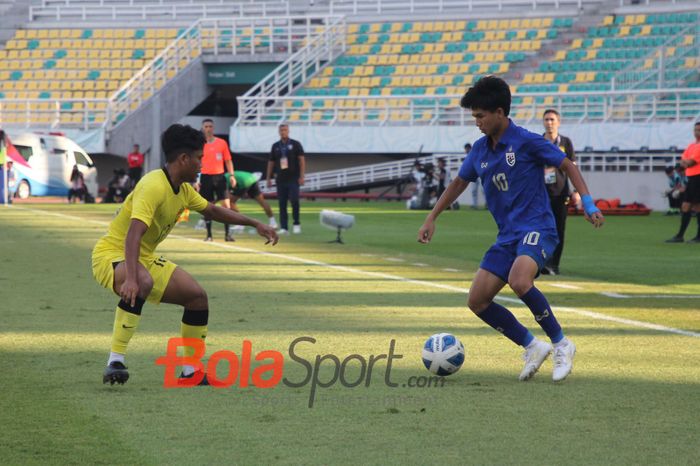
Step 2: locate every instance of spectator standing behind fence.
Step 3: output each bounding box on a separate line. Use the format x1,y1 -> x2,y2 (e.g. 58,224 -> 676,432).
266,123 -> 305,235
541,109 -> 577,276
127,144 -> 145,186
68,165 -> 86,203
664,165 -> 684,215
666,121 -> 700,243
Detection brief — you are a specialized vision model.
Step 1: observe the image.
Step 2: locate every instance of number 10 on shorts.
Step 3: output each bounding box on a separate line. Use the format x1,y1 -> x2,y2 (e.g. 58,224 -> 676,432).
523,232 -> 540,245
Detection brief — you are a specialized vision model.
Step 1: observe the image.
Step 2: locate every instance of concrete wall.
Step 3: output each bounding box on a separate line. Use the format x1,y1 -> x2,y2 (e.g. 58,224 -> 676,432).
106,58 -> 211,170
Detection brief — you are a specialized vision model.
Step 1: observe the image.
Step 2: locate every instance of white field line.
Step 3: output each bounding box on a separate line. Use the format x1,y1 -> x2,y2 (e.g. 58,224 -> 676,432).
548,283 -> 583,290
442,268 -> 461,273
601,292 -> 700,299
385,257 -> 405,262
12,206 -> 700,339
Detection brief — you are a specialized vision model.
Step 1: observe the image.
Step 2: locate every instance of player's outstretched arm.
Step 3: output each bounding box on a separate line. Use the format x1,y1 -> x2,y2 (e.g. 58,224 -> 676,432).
201,203 -> 279,245
122,219 -> 148,306
560,158 -> 604,228
418,177 -> 470,243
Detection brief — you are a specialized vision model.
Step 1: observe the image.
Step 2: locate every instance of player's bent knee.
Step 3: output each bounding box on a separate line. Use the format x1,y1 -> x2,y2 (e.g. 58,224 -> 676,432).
508,278 -> 532,297
186,285 -> 208,308
138,271 -> 154,297
467,295 -> 488,314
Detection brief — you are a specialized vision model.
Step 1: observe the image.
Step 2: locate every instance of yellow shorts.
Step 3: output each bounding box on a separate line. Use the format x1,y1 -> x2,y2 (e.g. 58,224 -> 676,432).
92,239 -> 177,304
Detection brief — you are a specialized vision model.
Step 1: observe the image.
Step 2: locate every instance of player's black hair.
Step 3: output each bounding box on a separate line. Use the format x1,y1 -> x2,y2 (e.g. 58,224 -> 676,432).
202,118 -> 214,125
543,108 -> 560,118
695,121 -> 700,127
464,142 -> 472,151
664,165 -> 675,174
161,124 -> 206,163
460,75 -> 511,116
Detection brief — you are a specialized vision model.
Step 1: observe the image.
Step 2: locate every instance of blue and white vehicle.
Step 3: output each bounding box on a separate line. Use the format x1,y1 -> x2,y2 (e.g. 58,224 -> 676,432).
9,132 -> 98,199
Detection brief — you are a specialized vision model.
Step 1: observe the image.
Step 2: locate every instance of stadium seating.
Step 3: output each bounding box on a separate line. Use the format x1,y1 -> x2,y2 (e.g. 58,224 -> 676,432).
519,12 -> 699,93
0,28 -> 185,125
286,17 -> 575,122
512,12 -> 699,121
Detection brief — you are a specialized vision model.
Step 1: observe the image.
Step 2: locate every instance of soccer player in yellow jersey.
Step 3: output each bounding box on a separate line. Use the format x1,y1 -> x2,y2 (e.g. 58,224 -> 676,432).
93,124 -> 278,385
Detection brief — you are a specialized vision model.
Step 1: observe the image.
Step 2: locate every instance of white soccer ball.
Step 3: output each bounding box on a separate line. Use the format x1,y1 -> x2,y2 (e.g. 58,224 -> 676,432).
421,333 -> 465,376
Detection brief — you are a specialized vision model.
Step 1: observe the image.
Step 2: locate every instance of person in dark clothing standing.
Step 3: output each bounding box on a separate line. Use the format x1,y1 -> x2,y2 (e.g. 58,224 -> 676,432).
541,109 -> 576,275
266,124 -> 305,234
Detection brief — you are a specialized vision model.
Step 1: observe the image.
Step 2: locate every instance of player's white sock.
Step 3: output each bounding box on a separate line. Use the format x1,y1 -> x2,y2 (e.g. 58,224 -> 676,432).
525,337 -> 539,349
182,365 -> 195,376
268,216 -> 277,227
554,337 -> 569,347
108,352 -> 125,365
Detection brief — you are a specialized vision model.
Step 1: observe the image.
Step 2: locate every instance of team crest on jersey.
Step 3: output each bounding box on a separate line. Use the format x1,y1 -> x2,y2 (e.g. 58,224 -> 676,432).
506,146 -> 516,167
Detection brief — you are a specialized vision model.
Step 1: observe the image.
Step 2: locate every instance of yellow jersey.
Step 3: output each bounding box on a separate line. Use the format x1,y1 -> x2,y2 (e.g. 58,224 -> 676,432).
99,168 -> 208,257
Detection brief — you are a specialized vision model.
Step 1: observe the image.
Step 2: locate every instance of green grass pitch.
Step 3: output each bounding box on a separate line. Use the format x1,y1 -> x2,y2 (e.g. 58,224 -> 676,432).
1,202 -> 698,465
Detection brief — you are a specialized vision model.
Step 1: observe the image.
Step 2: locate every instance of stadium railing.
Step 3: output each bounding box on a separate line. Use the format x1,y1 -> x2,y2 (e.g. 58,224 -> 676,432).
325,0 -> 602,15
265,151 -> 678,194
234,88 -> 700,127
0,15 -> 340,130
237,16 -> 347,125
264,153 -> 465,193
611,22 -> 700,90
29,1 -> 291,21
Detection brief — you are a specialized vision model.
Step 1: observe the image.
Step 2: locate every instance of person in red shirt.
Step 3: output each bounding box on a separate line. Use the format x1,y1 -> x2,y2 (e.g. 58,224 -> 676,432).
667,121 -> 700,243
199,119 -> 236,241
127,144 -> 145,185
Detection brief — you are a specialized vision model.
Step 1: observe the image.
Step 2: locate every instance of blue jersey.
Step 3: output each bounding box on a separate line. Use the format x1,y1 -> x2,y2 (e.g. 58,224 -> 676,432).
458,120 -> 566,243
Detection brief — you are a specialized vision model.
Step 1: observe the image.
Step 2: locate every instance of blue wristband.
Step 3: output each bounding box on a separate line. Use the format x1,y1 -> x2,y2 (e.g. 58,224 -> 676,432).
581,194 -> 600,216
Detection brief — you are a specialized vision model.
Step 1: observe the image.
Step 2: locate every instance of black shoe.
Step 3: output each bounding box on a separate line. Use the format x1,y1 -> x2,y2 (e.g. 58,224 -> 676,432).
687,237 -> 700,243
225,234 -> 235,242
540,267 -> 551,275
204,236 -> 213,242
665,236 -> 684,243
179,371 -> 210,386
551,266 -> 560,275
103,361 -> 129,385
541,266 -> 558,276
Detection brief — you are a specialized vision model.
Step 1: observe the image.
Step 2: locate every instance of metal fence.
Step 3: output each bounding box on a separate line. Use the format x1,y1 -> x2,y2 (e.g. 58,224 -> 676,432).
237,16 -> 347,125
30,1 -> 291,21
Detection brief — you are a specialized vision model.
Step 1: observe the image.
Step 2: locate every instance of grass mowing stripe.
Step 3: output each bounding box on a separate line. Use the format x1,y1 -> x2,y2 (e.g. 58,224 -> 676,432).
14,206 -> 700,340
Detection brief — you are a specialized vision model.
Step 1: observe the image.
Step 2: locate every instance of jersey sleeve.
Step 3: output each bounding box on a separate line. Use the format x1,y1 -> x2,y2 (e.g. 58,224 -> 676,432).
296,140 -> 305,155
269,144 -> 276,161
682,144 -> 700,164
222,140 -> 232,162
527,134 -> 567,167
184,183 -> 209,212
457,153 -> 477,182
130,178 -> 164,227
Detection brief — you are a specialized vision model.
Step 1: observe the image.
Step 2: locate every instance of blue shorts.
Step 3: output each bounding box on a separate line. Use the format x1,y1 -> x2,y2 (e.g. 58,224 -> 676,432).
480,231 -> 559,282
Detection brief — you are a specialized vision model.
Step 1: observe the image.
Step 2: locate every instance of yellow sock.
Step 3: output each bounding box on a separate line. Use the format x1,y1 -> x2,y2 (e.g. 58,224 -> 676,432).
180,322 -> 208,358
110,307 -> 141,355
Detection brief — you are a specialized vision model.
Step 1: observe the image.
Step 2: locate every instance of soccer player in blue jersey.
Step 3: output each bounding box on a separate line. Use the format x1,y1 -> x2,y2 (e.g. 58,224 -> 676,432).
418,76 -> 604,382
